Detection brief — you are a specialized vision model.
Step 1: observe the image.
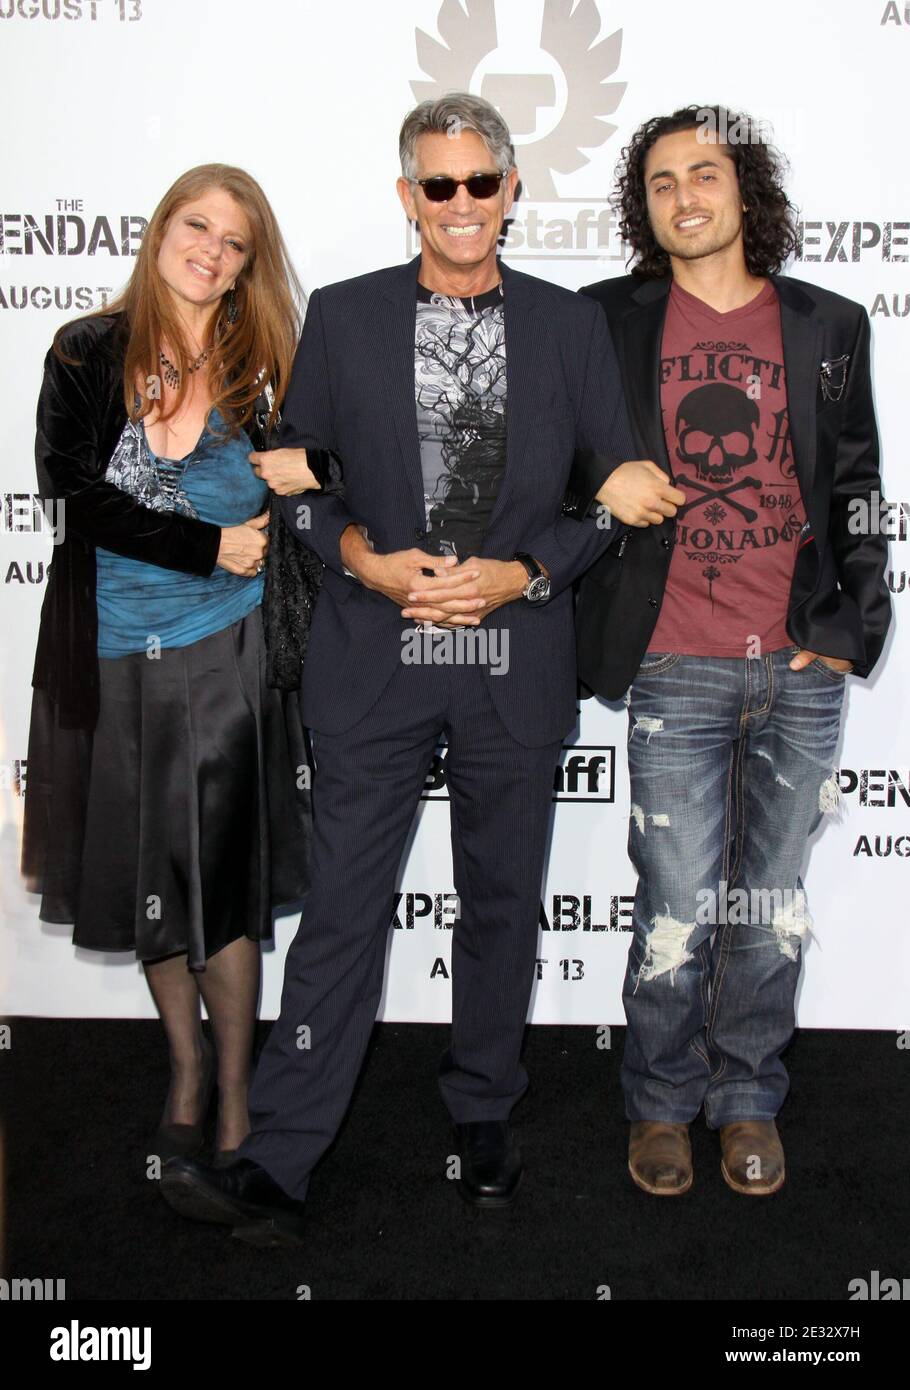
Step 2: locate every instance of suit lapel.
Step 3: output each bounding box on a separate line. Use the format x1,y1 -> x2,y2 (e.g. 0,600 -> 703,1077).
378,255 -> 425,522
622,279 -> 673,476
773,274 -> 819,513
487,259 -> 534,535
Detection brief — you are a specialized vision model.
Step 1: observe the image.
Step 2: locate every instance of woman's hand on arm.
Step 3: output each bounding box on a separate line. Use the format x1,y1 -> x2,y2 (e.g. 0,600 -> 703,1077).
249,447 -> 322,496
216,511 -> 269,576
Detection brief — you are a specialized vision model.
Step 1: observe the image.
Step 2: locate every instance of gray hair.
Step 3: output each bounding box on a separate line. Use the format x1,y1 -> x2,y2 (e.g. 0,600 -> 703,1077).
399,93 -> 516,181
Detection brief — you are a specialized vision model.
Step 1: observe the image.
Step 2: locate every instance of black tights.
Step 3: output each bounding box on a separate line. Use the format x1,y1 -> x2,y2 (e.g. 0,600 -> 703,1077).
144,935 -> 260,1152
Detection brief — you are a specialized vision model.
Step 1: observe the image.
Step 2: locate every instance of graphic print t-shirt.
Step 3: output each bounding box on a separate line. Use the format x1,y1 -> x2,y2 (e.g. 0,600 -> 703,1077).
647,279 -> 804,656
414,280 -> 506,558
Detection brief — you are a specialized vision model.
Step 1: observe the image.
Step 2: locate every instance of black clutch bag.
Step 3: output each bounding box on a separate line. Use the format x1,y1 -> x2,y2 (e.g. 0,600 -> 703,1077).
252,384 -> 345,691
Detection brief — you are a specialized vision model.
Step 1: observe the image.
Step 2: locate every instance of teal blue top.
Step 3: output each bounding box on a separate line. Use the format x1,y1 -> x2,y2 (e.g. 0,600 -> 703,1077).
95,406 -> 267,658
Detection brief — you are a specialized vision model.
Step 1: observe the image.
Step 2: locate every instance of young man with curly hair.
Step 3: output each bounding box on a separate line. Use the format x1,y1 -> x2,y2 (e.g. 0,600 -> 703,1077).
566,106 -> 890,1197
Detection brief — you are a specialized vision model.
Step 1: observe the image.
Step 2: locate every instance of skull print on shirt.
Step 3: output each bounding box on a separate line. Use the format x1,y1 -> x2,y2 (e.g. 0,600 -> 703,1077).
647,279 -> 805,657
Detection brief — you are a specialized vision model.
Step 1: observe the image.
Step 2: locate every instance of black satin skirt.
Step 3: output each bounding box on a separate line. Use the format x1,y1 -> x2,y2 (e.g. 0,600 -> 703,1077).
21,608 -> 312,970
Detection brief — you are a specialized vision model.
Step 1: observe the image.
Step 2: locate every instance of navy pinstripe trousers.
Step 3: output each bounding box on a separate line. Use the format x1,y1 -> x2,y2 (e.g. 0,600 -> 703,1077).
238,652 -> 562,1200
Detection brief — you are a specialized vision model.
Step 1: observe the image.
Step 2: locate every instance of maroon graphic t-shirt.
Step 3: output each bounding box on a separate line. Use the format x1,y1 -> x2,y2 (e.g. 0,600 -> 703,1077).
647,279 -> 804,657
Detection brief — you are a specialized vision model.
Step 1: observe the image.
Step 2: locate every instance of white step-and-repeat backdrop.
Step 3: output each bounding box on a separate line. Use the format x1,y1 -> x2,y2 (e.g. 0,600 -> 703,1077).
1,0 -> 907,1024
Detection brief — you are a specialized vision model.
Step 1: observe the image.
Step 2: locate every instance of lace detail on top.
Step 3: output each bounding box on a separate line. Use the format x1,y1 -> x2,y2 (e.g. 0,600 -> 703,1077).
103,417 -> 198,518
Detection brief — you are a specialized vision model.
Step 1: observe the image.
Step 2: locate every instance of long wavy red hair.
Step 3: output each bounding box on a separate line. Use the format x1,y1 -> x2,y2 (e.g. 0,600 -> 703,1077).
54,162 -> 303,434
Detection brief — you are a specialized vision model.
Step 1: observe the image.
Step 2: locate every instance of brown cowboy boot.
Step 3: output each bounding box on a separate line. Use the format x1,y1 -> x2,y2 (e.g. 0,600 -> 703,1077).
720,1120 -> 786,1195
628,1121 -> 693,1195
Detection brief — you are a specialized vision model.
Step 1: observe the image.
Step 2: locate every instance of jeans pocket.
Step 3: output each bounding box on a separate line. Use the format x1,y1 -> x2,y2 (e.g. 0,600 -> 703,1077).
810,655 -> 849,681
636,652 -> 681,675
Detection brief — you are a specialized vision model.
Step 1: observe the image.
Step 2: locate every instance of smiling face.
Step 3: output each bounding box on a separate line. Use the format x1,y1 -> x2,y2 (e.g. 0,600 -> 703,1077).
396,128 -> 517,292
156,186 -> 251,318
644,127 -> 746,269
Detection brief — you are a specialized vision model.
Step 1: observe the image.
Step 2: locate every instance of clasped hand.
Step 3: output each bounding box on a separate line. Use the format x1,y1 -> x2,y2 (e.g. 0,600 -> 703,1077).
217,447 -> 319,576
249,446 -> 321,496
596,458 -> 687,526
348,542 -> 528,628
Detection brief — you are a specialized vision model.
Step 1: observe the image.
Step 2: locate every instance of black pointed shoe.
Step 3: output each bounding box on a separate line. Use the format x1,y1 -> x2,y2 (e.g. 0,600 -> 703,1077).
160,1156 -> 305,1247
150,1037 -> 217,1163
453,1121 -> 523,1207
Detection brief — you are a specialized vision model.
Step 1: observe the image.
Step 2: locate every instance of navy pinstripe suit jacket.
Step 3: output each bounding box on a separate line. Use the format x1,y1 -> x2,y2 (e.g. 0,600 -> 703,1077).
278,253 -> 633,747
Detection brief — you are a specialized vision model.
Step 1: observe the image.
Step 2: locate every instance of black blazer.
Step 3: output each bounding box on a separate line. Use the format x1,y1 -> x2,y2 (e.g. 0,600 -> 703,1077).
32,313 -> 221,728
564,273 -> 892,699
276,253 -> 633,748
30,311 -> 329,728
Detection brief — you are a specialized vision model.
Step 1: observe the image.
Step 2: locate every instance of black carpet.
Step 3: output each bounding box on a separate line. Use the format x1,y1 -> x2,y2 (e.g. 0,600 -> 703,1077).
3,1020 -> 907,1301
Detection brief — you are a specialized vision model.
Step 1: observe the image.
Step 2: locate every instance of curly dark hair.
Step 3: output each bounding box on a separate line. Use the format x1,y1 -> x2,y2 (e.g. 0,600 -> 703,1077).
614,105 -> 798,279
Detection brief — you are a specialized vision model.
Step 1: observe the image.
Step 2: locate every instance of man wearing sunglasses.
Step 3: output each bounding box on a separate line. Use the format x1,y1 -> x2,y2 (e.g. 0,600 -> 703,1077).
161,93 -> 676,1244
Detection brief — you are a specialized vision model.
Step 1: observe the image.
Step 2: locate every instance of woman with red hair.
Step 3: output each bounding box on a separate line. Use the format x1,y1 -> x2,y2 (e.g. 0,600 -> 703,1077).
21,164 -> 329,1168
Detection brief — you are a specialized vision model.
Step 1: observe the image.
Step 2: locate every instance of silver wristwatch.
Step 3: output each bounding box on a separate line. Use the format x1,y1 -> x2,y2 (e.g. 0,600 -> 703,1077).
514,552 -> 551,604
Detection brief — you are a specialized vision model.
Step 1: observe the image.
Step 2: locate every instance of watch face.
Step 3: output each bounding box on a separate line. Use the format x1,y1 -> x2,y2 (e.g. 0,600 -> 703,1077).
526,575 -> 550,602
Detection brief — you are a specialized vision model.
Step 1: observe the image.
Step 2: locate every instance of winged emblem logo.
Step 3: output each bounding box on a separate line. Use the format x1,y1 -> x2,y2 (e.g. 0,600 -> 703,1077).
411,0 -> 626,201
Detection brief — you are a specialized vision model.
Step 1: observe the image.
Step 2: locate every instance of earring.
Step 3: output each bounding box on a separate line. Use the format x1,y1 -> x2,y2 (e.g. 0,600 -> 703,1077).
226,287 -> 238,324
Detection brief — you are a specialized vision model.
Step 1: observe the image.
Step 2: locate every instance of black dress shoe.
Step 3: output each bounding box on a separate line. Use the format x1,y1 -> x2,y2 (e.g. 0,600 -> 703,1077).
453,1121 -> 523,1207
160,1156 -> 305,1247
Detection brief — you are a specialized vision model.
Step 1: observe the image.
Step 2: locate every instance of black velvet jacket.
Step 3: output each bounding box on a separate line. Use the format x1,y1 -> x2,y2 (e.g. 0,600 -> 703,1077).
564,274 -> 892,697
31,311 -> 334,729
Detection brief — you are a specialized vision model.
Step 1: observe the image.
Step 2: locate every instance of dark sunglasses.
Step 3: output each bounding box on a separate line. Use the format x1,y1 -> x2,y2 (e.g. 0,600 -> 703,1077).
414,172 -> 504,202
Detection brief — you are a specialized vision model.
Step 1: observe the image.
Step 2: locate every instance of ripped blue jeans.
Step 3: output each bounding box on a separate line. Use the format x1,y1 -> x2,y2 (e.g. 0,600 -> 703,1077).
621,644 -> 845,1127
